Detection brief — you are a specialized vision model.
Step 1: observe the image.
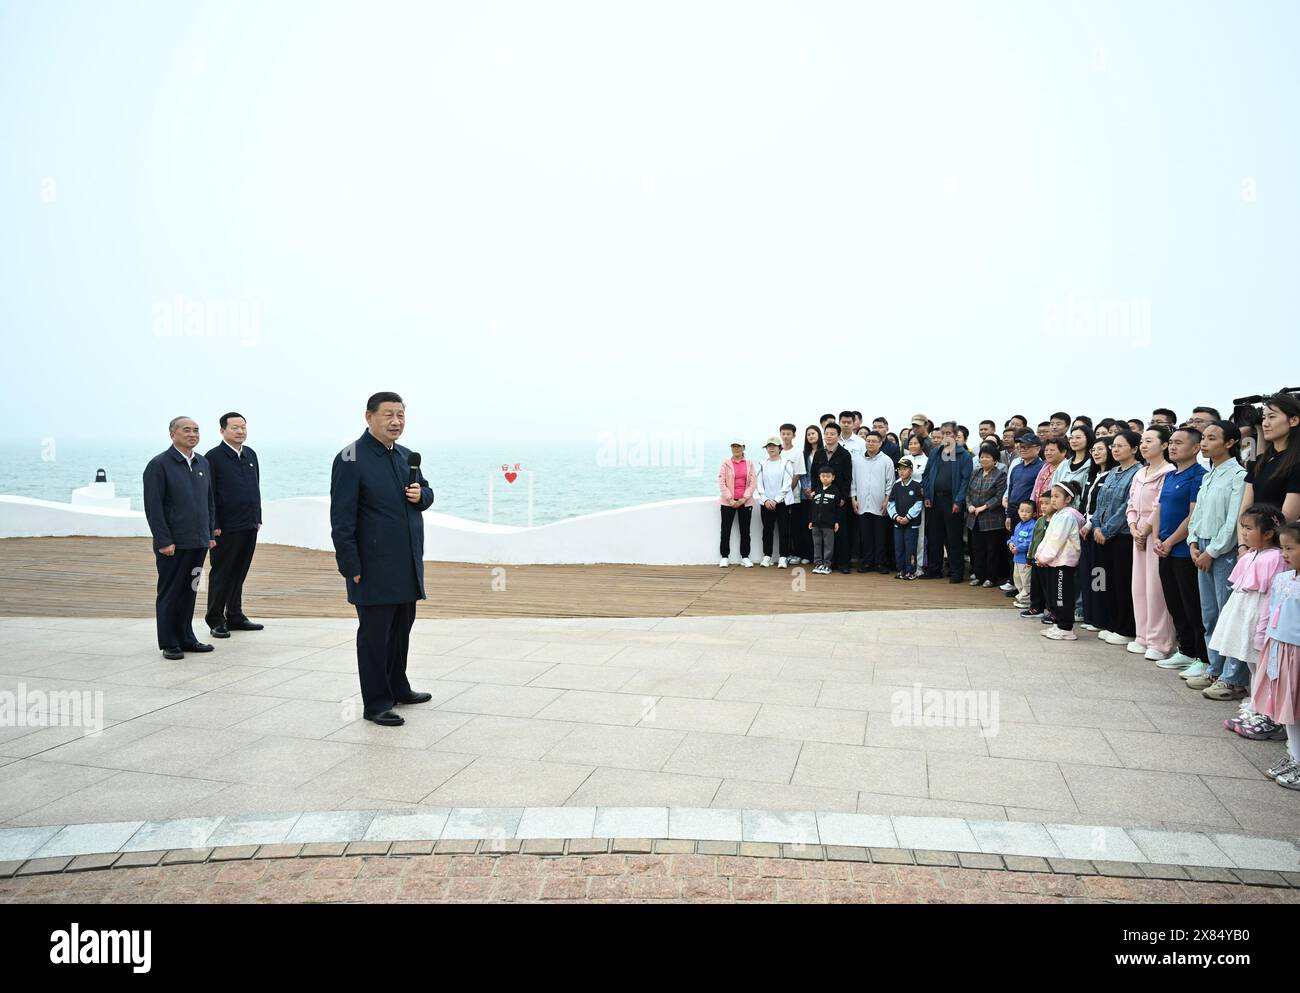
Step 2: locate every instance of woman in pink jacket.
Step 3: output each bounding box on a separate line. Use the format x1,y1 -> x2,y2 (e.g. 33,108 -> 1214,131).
719,440 -> 757,567
1126,425 -> 1176,661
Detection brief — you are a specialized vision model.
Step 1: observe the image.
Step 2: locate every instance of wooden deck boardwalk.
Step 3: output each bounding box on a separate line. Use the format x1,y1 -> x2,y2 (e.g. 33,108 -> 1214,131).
0,537 -> 1004,619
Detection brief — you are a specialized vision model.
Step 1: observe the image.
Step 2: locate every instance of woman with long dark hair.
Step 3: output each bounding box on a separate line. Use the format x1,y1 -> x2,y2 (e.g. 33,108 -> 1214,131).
1079,437 -> 1117,632
1093,429 -> 1143,646
1126,426 -> 1176,661
793,424 -> 824,564
1240,394 -> 1300,525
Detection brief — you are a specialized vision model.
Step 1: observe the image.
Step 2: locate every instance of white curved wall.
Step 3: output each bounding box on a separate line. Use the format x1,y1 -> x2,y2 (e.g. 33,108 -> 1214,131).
0,494 -> 774,565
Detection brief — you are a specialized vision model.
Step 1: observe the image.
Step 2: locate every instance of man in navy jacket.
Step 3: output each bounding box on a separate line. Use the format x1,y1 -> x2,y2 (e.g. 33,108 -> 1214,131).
143,416 -> 217,659
204,412 -> 264,637
330,392 -> 435,727
921,422 -> 974,583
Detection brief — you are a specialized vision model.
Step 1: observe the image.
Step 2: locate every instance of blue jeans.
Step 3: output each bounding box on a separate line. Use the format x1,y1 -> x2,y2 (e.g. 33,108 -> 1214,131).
1200,550 -> 1246,685
894,525 -> 919,574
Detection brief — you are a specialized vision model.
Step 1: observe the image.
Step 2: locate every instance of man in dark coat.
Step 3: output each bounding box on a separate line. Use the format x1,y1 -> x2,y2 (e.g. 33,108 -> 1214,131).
330,391 -> 435,727
810,422 -> 853,572
143,416 -> 217,660
204,411 -> 264,637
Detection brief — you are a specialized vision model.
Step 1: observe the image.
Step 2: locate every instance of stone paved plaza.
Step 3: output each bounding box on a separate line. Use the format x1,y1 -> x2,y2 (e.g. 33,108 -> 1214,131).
1,608 -> 1298,871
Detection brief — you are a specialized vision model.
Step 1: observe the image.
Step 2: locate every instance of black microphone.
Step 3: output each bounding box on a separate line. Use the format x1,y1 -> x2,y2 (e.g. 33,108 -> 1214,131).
407,452 -> 422,488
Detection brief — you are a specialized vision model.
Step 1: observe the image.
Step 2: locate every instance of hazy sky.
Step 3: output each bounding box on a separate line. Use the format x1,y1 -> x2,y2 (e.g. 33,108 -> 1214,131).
2,0 -> 1296,448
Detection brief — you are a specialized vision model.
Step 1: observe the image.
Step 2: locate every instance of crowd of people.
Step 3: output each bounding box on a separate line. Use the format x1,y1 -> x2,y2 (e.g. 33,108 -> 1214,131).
717,397 -> 1300,792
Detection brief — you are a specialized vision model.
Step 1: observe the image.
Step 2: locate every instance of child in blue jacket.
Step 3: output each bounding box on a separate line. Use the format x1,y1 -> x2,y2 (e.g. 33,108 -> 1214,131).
1007,499 -> 1037,608
889,457 -> 925,579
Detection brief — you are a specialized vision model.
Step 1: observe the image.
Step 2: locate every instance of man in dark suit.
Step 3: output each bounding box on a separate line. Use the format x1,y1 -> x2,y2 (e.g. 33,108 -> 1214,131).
921,421 -> 974,583
330,392 -> 436,727
810,422 -> 853,573
204,411 -> 264,638
143,416 -> 217,660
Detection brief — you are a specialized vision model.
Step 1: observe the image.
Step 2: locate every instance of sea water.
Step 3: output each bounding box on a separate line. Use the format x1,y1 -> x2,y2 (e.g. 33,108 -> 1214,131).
0,440 -> 726,528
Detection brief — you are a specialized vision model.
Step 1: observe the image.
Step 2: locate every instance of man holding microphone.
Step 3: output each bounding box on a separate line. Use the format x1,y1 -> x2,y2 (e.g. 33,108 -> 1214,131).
330,392 -> 435,727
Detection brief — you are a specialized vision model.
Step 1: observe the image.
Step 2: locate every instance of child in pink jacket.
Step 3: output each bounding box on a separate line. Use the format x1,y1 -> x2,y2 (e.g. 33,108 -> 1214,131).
1036,480 -> 1086,641
718,440 -> 757,566
1126,428 -> 1177,660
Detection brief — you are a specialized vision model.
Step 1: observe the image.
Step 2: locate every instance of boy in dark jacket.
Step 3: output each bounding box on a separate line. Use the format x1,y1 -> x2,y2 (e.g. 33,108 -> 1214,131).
888,458 -> 924,579
808,468 -> 841,575
1021,493 -> 1055,619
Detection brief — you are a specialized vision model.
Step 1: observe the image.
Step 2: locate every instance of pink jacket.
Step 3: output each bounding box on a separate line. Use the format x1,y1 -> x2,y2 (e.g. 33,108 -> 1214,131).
718,458 -> 757,506
1126,462 -> 1173,534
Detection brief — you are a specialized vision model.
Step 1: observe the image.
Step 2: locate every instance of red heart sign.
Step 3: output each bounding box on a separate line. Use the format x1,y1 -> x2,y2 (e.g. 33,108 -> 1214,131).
504,472 -> 517,484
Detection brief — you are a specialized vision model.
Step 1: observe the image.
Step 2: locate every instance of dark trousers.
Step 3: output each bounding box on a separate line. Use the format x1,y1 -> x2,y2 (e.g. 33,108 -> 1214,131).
1030,563 -> 1049,612
1050,565 -> 1077,630
155,546 -> 207,649
926,496 -> 964,579
205,527 -> 258,627
1079,537 -> 1110,630
790,501 -> 813,559
811,526 -> 835,566
760,503 -> 792,558
355,601 -> 416,715
971,528 -> 1007,583
894,525 -> 919,574
855,513 -> 889,569
1101,534 -> 1136,638
834,505 -> 854,569
1158,555 -> 1207,661
720,505 -> 752,558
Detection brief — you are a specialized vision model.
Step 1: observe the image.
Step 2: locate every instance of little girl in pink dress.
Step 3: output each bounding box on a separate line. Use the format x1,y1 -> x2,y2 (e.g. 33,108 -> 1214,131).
1211,505 -> 1287,739
1252,522 -> 1300,789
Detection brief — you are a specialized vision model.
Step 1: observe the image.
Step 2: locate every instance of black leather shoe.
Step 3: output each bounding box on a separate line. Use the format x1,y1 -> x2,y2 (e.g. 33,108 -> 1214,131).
364,710 -> 405,727
395,691 -> 433,706
856,566 -> 869,573
227,619 -> 264,631
839,568 -> 851,574
948,577 -> 963,584
181,642 -> 215,653
209,626 -> 231,639
162,647 -> 184,660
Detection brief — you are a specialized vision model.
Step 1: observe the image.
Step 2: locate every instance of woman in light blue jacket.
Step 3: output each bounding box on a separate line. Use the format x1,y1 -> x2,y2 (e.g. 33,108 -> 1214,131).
1185,421 -> 1248,695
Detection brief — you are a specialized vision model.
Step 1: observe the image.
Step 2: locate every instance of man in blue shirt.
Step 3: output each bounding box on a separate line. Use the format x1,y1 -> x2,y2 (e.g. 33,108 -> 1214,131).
1154,426 -> 1209,671
999,432 -> 1045,594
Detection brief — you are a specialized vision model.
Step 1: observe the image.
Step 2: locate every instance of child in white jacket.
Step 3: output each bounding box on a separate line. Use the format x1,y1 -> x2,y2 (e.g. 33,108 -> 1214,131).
1036,480 -> 1086,641
754,439 -> 795,567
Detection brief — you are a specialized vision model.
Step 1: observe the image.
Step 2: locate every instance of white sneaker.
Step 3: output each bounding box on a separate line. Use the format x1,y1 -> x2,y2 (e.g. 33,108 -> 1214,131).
1179,660 -> 1210,680
1097,629 -> 1112,640
999,582 -> 1016,592
1081,624 -> 1099,632
777,557 -> 788,569
1127,641 -> 1148,655
760,556 -> 772,568
1044,627 -> 1078,641
1165,651 -> 1198,669
982,580 -> 993,588
970,577 -> 980,586
741,558 -> 754,568
720,558 -> 729,568
1104,631 -> 1130,645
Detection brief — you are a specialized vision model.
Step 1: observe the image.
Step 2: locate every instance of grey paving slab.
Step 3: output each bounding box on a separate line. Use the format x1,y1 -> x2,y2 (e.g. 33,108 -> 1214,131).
205,813 -> 301,848
32,820 -> 144,858
0,825 -> 61,861
423,756 -> 595,807
1127,830 -> 1236,868
566,767 -> 720,808
640,697 -> 760,735
1044,823 -> 1147,863
712,779 -> 859,813
364,809 -> 452,842
121,817 -> 224,853
661,731 -> 801,785
967,819 -> 1062,858
668,807 -> 743,841
285,809 -> 378,844
890,815 -> 981,853
814,812 -> 898,848
516,806 -> 597,839
440,807 -> 523,840
592,806 -> 669,839
543,724 -> 685,772
742,808 -> 819,844
1209,833 -> 1300,872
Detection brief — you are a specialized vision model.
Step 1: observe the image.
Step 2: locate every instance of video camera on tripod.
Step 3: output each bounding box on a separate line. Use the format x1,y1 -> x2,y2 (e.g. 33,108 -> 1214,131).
1231,388 -> 1300,428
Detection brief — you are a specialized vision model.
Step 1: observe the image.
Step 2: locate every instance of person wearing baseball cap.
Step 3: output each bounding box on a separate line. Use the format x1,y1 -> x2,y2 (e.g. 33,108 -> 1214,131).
718,440 -> 757,568
755,437 -> 794,567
